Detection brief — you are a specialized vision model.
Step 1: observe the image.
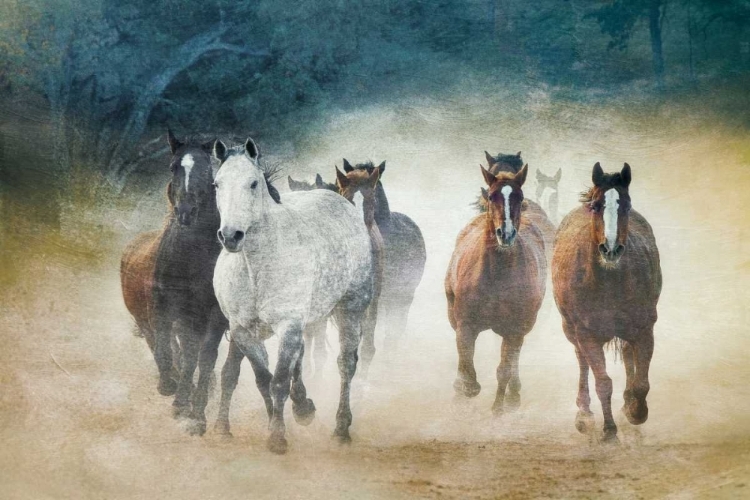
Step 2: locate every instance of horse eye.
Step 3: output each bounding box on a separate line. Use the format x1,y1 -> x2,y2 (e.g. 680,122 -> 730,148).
250,180 -> 258,189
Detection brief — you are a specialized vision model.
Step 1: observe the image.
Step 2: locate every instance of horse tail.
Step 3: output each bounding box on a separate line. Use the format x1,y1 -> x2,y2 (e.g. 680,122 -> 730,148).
605,337 -> 624,363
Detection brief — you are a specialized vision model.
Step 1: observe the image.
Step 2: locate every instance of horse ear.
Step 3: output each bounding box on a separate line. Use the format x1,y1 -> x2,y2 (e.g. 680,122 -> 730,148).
515,164 -> 529,186
167,128 -> 183,155
335,166 -> 350,188
481,165 -> 496,186
201,139 -> 215,152
480,187 -> 488,201
343,159 -> 354,173
245,137 -> 260,160
535,169 -> 543,180
621,163 -> 631,188
368,166 -> 381,187
484,151 -> 495,166
554,168 -> 562,183
213,139 -> 227,162
516,151 -> 522,158
592,162 -> 605,187
315,173 -> 325,188
287,175 -> 302,191
266,178 -> 281,204
377,161 -> 386,177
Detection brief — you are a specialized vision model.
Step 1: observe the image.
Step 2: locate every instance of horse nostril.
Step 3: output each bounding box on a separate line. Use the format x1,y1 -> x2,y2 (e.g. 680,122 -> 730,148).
598,243 -> 608,255
496,228 -> 503,237
233,231 -> 244,242
217,230 -> 225,243
614,244 -> 625,256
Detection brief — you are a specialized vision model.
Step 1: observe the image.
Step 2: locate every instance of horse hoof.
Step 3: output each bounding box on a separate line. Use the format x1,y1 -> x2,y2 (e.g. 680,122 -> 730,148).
623,401 -> 648,425
158,378 -> 177,396
332,429 -> 352,445
214,420 -> 232,438
267,435 -> 288,455
453,379 -> 481,398
601,427 -> 619,444
187,419 -> 207,437
505,392 -> 521,412
491,404 -> 504,417
172,403 -> 191,420
575,410 -> 595,434
292,398 -> 316,426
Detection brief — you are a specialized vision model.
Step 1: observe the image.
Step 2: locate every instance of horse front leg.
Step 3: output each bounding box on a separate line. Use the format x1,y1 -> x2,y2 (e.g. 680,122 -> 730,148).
173,319 -> 200,419
153,316 -> 177,396
331,307 -> 362,444
359,301 -> 378,379
267,320 -> 304,454
189,308 -> 226,436
580,338 -> 617,443
574,344 -> 595,434
215,339 -> 244,437
623,331 -> 653,425
453,325 -> 481,398
290,339 -> 316,426
503,335 -> 525,413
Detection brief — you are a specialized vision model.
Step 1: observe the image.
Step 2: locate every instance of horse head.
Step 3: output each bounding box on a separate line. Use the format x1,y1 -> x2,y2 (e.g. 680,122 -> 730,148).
335,163 -> 381,225
481,163 -> 528,249
212,137 -> 281,252
166,129 -> 215,227
287,173 -> 338,192
583,162 -> 632,268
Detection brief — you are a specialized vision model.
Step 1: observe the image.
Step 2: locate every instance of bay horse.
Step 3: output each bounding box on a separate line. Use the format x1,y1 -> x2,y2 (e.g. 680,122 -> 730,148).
335,164 -> 384,377
552,163 -> 661,442
120,130 -> 227,435
534,167 -> 562,224
211,138 -> 374,454
476,151 -> 556,261
445,164 -> 546,414
341,159 -> 426,351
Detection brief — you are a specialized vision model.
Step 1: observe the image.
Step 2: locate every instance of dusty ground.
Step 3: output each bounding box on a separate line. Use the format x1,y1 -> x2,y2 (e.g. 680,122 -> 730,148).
2,87 -> 750,498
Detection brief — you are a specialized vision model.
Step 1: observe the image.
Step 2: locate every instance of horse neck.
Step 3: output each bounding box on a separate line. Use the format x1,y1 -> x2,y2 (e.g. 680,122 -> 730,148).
363,193 -> 378,231
373,182 -> 391,226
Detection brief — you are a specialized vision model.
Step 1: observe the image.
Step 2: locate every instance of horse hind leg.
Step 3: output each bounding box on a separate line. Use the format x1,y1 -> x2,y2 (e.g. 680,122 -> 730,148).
358,302 -> 377,379
573,344 -> 595,435
383,294 -> 414,353
172,319 -> 200,420
290,340 -> 316,426
492,335 -> 523,415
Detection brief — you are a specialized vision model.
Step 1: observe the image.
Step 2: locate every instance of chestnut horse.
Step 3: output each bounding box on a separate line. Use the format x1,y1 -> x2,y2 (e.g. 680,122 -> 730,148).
552,163 -> 661,442
476,151 -> 556,261
342,159 -> 426,351
120,130 -> 227,435
446,165 -> 546,414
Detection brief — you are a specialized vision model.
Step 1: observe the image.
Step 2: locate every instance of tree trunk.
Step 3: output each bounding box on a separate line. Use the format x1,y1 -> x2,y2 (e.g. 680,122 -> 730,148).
649,0 -> 665,88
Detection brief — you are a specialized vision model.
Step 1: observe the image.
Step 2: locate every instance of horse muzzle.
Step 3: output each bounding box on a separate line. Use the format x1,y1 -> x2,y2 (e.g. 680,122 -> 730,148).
175,204 -> 197,227
218,227 -> 246,253
598,243 -> 625,266
496,227 -> 517,248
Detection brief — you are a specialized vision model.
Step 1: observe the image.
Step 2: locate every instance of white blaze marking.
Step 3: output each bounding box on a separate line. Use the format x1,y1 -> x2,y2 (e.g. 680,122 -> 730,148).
182,154 -> 194,192
604,188 -> 619,250
501,185 -> 513,234
353,191 -> 365,222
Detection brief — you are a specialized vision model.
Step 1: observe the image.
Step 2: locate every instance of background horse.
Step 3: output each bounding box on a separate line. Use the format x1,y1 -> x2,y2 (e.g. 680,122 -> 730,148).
212,138 -> 374,454
445,165 -> 546,414
534,167 -> 562,224
475,151 -> 556,261
552,163 -> 661,442
120,130 -> 227,435
335,165 -> 384,377
342,159 -> 426,351
288,173 -> 337,192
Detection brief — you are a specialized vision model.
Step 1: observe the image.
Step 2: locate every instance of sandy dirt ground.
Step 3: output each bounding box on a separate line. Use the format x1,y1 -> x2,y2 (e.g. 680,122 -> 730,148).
2,90 -> 750,499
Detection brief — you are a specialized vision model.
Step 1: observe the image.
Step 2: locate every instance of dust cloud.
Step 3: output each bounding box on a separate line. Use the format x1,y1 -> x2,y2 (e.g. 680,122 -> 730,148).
2,82 -> 749,498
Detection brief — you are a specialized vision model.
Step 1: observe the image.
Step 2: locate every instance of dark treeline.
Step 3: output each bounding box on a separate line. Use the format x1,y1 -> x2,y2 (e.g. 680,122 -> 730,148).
0,0 -> 749,193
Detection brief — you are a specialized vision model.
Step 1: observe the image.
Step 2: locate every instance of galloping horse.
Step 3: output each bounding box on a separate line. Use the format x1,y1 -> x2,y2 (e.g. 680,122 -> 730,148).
446,165 -> 546,414
341,159 -> 426,351
120,130 -> 227,435
335,164 -> 384,376
476,151 -> 556,261
211,138 -> 374,454
552,163 -> 661,442
534,168 -> 562,224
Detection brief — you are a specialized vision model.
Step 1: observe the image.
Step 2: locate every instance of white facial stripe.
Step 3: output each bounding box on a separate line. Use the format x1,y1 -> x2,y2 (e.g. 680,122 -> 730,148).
604,188 -> 619,249
352,191 -> 365,222
182,154 -> 194,192
501,185 -> 513,233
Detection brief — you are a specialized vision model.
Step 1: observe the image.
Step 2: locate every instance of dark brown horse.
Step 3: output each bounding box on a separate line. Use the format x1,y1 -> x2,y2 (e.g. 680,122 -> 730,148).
446,165 -> 546,414
120,130 -> 227,435
342,159 -> 426,351
476,151 -> 557,262
335,165 -> 384,376
552,163 -> 661,442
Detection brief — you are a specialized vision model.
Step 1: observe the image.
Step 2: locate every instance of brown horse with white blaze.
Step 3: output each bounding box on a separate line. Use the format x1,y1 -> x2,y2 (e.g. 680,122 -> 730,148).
446,164 -> 546,414
552,162 -> 661,442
